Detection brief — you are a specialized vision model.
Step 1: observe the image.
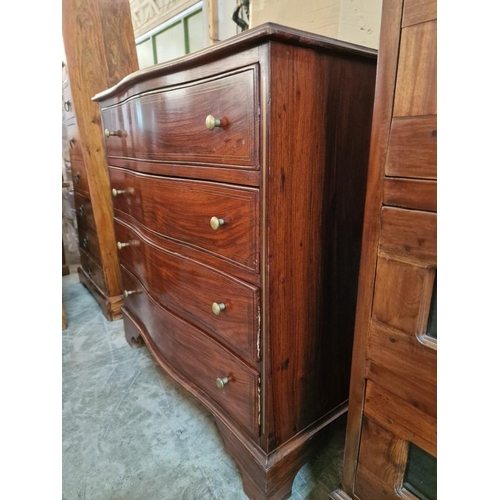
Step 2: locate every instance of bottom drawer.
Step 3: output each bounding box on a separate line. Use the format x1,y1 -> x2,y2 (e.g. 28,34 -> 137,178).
80,248 -> 107,293
121,265 -> 260,438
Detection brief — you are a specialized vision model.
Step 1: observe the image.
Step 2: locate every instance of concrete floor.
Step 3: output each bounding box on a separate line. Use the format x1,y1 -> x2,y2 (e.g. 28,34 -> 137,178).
62,270 -> 347,500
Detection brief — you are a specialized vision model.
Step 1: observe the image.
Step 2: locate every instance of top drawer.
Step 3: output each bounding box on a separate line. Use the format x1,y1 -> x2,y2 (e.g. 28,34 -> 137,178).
101,67 -> 259,169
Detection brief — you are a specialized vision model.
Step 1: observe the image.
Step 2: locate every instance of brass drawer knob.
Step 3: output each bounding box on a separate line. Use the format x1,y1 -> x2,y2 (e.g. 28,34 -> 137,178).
64,100 -> 71,112
117,240 -> 139,250
82,238 -> 89,249
74,172 -> 80,183
78,204 -> 85,216
212,302 -> 226,315
112,187 -> 134,197
205,115 -> 221,131
123,289 -> 141,298
85,266 -> 92,276
216,376 -> 229,390
210,217 -> 225,230
105,128 -> 125,138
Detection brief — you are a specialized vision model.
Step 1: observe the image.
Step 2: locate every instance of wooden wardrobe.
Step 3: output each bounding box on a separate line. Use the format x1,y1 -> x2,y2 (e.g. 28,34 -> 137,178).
62,0 -> 139,320
331,0 -> 437,498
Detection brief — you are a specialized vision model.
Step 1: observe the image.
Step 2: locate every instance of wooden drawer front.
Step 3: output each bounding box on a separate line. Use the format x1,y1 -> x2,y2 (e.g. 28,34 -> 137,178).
385,116 -> 436,179
74,193 -> 96,231
62,84 -> 75,122
102,68 -> 258,168
78,226 -> 100,263
109,167 -> 259,271
80,248 -> 107,293
402,0 -> 436,27
121,266 -> 260,437
393,20 -> 436,117
115,219 -> 260,362
70,157 -> 89,195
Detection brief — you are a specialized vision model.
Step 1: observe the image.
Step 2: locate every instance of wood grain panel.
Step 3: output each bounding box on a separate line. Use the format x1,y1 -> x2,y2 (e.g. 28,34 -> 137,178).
358,417 -> 407,489
367,320 -> 437,390
366,361 -> 436,419
109,167 -> 260,271
383,178 -> 436,212
402,0 -> 437,27
364,381 -> 436,456
355,464 -> 402,500
101,68 -> 258,168
386,116 -> 437,179
393,21 -> 436,117
340,0 -> 404,491
114,218 -> 261,363
379,207 -> 437,267
121,266 -> 261,438
372,258 -> 430,334
96,0 -> 138,87
265,41 -> 376,450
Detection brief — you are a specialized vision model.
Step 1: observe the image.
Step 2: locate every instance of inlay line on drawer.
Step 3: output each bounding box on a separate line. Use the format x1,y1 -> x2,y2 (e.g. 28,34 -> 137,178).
101,66 -> 259,168
114,217 -> 261,364
109,166 -> 260,271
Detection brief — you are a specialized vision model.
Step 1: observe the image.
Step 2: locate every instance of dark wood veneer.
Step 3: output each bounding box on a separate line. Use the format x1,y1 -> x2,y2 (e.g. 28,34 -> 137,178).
109,167 -> 260,271
102,67 -> 259,168
115,218 -> 261,364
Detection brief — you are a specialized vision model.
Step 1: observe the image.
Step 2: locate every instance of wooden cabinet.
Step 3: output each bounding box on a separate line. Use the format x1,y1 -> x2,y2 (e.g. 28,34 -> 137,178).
94,23 -> 377,500
331,1 -> 437,499
61,0 -> 138,320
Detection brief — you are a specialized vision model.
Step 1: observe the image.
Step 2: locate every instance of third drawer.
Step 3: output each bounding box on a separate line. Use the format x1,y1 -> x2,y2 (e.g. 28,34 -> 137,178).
115,218 -> 261,364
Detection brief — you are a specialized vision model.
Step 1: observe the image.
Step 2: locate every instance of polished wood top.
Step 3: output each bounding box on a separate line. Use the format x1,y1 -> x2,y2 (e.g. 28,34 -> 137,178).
92,22 -> 377,102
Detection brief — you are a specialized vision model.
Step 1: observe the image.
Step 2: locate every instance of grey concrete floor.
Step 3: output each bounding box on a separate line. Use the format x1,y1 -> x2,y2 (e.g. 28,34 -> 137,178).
62,270 -> 346,500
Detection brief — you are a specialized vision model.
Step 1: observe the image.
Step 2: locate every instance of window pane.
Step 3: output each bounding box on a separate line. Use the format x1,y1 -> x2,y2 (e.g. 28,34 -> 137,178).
187,10 -> 205,53
155,22 -> 185,63
426,277 -> 437,339
136,39 -> 154,69
403,443 -> 437,500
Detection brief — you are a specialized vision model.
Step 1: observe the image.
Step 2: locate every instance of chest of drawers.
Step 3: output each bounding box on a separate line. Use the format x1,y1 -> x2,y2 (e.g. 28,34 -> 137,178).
62,0 -> 138,320
94,23 -> 377,500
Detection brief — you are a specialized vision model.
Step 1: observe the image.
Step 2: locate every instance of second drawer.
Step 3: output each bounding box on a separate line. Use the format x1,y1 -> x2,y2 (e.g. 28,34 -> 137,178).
109,167 -> 259,271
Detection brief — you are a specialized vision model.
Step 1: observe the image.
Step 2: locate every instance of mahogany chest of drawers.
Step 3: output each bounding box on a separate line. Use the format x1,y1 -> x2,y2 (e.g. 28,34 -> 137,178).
94,23 -> 376,500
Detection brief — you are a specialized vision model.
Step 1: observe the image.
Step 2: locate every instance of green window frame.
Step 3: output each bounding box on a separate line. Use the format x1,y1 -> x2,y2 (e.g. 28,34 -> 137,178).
135,2 -> 205,69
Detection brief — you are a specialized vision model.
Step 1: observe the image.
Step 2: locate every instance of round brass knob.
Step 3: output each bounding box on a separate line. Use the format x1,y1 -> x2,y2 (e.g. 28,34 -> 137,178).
212,302 -> 226,315
216,376 -> 229,389
82,238 -> 89,249
86,266 -> 92,276
64,100 -> 71,112
123,289 -> 140,298
104,128 -> 118,138
205,115 -> 222,131
78,205 -> 85,216
117,240 -> 139,250
112,187 -> 134,197
210,217 -> 225,230
74,172 -> 80,183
